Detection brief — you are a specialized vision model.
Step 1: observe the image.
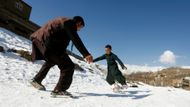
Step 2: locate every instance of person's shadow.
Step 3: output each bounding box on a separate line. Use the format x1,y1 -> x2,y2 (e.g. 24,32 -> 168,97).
78,90 -> 151,100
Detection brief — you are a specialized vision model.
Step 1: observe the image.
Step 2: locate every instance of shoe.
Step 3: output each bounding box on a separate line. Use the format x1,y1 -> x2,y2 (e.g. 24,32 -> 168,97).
30,79 -> 46,91
111,83 -> 121,92
51,90 -> 72,96
121,84 -> 128,89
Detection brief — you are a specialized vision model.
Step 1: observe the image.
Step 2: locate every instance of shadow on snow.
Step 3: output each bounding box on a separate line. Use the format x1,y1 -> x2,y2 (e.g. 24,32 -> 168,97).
79,90 -> 151,99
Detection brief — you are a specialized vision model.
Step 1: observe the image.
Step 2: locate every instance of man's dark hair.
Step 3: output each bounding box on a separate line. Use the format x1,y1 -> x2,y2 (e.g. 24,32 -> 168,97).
105,45 -> 112,49
73,16 -> 85,27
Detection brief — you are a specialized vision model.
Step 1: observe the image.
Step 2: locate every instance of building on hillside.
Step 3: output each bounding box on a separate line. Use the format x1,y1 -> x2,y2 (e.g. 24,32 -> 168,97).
0,0 -> 40,38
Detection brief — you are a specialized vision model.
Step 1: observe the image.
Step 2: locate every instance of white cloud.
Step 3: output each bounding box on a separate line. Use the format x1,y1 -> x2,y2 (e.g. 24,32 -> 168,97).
159,50 -> 176,65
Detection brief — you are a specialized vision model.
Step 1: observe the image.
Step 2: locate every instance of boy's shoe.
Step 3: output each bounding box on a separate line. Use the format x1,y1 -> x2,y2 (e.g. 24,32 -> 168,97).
30,79 -> 46,91
121,84 -> 128,89
111,83 -> 121,92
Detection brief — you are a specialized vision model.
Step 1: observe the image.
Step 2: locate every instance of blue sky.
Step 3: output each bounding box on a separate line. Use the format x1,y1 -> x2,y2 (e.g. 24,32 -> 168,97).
25,0 -> 190,66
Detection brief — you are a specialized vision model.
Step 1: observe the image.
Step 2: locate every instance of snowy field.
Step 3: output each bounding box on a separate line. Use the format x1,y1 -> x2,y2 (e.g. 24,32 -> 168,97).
1,28 -> 190,107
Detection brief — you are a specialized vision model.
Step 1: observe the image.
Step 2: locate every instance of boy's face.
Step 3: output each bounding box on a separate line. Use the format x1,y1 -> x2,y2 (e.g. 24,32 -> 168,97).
105,48 -> 111,54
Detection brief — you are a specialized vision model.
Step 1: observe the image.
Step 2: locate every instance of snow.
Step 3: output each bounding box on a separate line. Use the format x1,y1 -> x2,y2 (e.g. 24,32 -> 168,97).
1,27 -> 190,107
0,28 -> 31,51
181,66 -> 190,69
123,64 -> 164,74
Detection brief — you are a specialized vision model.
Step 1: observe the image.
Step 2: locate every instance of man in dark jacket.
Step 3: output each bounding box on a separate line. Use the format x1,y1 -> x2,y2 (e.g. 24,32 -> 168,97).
93,45 -> 127,91
30,16 -> 93,95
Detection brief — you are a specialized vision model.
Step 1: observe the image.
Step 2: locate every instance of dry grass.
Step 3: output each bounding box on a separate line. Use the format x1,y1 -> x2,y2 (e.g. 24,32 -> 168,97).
125,67 -> 190,90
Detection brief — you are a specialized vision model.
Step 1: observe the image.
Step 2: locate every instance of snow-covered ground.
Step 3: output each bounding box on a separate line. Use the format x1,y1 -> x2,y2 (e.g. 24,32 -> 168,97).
1,28 -> 190,107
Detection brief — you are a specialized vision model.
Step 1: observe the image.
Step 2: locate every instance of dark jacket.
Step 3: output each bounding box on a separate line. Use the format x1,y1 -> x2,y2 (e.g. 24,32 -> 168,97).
93,52 -> 125,69
30,17 -> 90,61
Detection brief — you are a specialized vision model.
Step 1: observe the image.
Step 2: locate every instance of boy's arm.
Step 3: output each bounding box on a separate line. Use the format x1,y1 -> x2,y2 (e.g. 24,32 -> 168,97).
93,54 -> 106,62
113,55 -> 126,69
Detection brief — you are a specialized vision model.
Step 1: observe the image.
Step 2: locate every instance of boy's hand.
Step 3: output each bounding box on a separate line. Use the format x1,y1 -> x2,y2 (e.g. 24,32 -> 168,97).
122,66 -> 127,70
85,54 -> 93,63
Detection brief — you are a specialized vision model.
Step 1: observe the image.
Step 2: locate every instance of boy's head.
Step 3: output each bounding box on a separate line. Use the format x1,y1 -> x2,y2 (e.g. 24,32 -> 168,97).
73,16 -> 85,31
105,45 -> 112,54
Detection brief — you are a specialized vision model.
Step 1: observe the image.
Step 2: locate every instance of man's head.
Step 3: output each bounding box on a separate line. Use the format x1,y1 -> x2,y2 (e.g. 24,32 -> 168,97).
105,45 -> 112,54
73,16 -> 85,31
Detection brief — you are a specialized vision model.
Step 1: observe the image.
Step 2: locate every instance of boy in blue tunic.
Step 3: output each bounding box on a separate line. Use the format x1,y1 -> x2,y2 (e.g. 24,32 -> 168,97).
93,45 -> 128,91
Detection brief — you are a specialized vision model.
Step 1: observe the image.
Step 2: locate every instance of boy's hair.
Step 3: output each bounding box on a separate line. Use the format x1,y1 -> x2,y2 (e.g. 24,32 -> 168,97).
105,45 -> 112,49
73,16 -> 85,27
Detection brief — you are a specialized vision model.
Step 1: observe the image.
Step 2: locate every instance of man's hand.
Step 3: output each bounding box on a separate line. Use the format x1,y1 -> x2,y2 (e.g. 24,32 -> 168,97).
85,54 -> 93,63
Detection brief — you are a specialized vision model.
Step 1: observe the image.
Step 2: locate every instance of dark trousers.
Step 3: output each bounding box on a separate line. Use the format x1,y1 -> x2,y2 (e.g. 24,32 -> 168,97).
106,65 -> 126,85
33,53 -> 74,91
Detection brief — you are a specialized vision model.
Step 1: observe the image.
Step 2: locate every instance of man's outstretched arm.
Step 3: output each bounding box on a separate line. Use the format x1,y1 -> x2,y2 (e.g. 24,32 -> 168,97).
65,21 -> 92,63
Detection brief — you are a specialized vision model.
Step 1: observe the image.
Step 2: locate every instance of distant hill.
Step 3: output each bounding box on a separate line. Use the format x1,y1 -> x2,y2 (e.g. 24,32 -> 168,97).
125,67 -> 190,90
